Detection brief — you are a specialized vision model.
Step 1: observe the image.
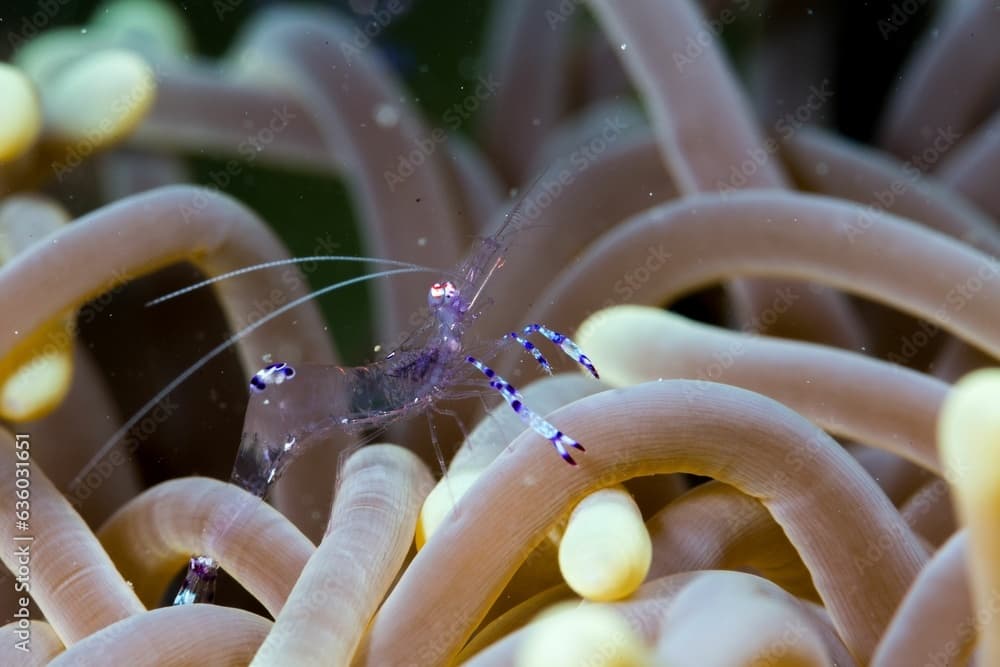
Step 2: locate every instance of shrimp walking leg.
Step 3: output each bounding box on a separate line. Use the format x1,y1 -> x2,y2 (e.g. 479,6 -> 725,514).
506,331 -> 553,373
506,325 -> 600,378
465,356 -> 585,465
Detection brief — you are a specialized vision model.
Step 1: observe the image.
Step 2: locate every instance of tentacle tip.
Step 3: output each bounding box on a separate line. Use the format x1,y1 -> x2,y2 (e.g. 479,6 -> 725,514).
561,452 -> 578,465
573,442 -> 585,452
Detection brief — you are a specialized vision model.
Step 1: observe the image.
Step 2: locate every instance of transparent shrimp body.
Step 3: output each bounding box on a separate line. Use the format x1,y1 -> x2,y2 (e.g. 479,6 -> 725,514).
230,279 -> 469,497
172,277 -> 473,604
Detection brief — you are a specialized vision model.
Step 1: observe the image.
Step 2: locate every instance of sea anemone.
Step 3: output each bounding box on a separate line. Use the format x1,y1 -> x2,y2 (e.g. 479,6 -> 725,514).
1,0 -> 999,665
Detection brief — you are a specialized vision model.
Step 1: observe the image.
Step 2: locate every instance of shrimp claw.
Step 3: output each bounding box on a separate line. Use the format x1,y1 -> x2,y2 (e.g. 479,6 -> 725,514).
466,356 -> 585,465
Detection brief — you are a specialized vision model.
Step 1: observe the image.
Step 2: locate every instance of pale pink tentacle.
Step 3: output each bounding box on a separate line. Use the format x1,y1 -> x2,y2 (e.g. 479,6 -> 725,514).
0,429 -> 144,645
358,382 -> 926,664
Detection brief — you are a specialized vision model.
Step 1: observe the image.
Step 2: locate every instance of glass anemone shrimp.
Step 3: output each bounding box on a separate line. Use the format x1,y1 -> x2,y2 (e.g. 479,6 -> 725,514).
148,185 -> 602,604
231,277 -> 600,502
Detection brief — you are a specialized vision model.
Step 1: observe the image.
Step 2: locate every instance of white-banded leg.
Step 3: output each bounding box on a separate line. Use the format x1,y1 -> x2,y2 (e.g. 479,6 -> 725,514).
465,356 -> 585,465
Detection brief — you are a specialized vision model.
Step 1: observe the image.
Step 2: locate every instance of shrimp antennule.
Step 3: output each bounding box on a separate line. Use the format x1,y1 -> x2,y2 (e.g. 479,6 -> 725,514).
146,255 -> 438,306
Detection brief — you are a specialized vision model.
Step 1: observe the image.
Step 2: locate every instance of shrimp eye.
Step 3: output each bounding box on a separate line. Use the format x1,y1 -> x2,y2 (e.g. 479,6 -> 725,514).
428,281 -> 458,308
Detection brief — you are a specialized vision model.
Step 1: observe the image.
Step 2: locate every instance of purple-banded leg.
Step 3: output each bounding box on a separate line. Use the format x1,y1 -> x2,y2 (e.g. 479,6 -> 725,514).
466,356 -> 585,465
506,331 -> 553,373
518,324 -> 600,379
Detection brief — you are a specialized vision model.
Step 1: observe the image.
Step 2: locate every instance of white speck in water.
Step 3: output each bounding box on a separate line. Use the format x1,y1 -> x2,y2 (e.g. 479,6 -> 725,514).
81,28 -> 88,34
620,43 -> 627,51
13,330 -> 18,336
283,436 -> 296,452
374,103 -> 400,127
263,399 -> 270,406
417,237 -> 428,247
373,344 -> 382,353
815,161 -> 829,176
262,353 -> 273,364
531,117 -> 541,127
